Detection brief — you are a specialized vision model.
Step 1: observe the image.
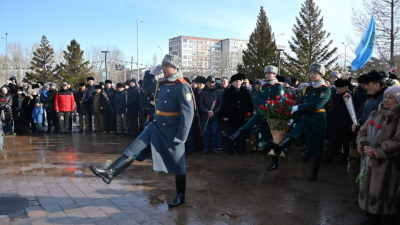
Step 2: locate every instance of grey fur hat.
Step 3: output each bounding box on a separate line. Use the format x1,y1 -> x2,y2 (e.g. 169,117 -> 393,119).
309,63 -> 326,76
162,54 -> 182,70
264,65 -> 278,74
330,71 -> 341,78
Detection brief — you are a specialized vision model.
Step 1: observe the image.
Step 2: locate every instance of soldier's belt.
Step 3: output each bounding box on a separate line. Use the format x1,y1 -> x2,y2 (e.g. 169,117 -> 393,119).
155,110 -> 181,117
314,109 -> 326,113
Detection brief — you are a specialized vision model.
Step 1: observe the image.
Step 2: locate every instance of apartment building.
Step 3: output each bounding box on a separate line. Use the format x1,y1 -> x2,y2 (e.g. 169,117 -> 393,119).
169,36 -> 248,78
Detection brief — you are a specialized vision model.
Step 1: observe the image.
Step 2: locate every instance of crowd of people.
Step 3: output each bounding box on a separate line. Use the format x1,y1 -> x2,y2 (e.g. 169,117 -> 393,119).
1,57 -> 399,223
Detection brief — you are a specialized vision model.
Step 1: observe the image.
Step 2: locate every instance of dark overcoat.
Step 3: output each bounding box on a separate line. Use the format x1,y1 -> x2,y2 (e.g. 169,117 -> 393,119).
288,83 -> 331,157
123,70 -> 194,175
329,90 -> 354,143
220,85 -> 253,126
239,83 -> 284,148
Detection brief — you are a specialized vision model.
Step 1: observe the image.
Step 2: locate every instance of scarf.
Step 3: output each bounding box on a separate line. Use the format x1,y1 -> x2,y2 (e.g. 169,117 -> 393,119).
308,78 -> 326,88
263,78 -> 278,86
159,70 -> 183,83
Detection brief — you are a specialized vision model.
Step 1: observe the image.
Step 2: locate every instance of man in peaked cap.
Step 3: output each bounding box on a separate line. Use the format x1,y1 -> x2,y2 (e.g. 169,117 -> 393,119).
85,76 -> 96,130
268,63 -> 331,181
324,71 -> 341,142
90,54 -> 194,208
224,65 -> 284,158
101,79 -> 117,134
192,76 -> 207,152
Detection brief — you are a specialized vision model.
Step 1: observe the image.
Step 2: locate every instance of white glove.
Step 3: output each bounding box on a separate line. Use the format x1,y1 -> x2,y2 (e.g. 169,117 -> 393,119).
287,119 -> 294,125
291,105 -> 298,115
174,137 -> 185,144
150,64 -> 163,75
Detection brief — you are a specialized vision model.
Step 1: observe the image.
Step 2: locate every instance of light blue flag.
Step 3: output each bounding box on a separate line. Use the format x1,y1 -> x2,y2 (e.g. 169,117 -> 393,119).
351,14 -> 376,71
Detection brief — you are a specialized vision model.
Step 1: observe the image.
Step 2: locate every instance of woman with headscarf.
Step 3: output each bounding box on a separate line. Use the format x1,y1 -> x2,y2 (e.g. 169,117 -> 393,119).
356,86 -> 400,225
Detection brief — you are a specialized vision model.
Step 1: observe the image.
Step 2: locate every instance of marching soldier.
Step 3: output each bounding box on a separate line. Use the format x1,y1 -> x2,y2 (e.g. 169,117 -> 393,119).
90,54 -> 194,208
268,63 -> 331,181
224,66 -> 284,160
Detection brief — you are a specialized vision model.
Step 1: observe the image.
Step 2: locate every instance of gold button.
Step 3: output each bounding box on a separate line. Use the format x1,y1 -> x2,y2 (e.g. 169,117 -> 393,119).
238,101 -> 240,103
164,101 -> 167,103
313,93 -> 315,95
269,90 -> 271,92
306,95 -> 308,96
158,88 -> 160,91
156,99 -> 158,101
268,97 -> 270,99
154,119 -> 156,122
167,90 -> 170,92
163,123 -> 166,126
303,116 -> 305,117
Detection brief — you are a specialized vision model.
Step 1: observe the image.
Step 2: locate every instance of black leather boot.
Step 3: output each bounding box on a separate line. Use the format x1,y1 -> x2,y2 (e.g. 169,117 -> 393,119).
267,136 -> 293,152
267,155 -> 279,171
168,174 -> 186,208
223,130 -> 245,145
90,154 -> 135,184
308,157 -> 321,181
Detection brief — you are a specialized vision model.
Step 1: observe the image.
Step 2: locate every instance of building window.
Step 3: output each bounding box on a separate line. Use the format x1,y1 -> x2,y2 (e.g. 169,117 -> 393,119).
183,55 -> 187,59
188,45 -> 192,48
183,39 -> 187,43
183,44 -> 187,48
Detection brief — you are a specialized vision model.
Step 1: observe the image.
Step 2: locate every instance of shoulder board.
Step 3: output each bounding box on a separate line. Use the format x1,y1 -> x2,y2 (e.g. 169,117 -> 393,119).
177,78 -> 188,84
274,83 -> 282,86
321,84 -> 329,87
263,84 -> 272,88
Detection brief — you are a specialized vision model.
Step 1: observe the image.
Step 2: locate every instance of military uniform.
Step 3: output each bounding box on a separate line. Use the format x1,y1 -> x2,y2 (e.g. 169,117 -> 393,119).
289,82 -> 331,157
90,54 -> 194,208
239,79 -> 284,148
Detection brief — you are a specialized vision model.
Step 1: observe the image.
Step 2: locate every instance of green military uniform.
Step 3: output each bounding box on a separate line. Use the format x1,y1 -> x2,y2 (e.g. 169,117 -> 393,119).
288,83 -> 331,157
238,65 -> 284,149
239,82 -> 284,148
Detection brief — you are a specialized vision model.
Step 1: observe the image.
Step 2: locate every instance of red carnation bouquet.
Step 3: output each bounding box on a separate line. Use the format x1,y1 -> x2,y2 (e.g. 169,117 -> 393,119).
356,120 -> 383,186
260,94 -> 297,157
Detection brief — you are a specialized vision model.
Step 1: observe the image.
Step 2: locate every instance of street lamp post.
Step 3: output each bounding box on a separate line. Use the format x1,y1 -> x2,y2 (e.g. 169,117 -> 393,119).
101,51 -> 110,81
137,19 -> 142,82
157,46 -> 162,64
342,42 -> 349,75
2,33 -> 8,77
276,49 -> 284,75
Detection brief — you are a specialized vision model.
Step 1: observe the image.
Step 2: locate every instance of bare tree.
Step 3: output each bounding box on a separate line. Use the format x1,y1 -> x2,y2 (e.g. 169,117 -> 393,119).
352,0 -> 400,67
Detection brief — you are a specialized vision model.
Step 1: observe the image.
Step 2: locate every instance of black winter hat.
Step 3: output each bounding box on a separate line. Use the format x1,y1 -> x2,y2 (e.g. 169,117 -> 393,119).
79,82 -> 86,87
99,82 -> 105,86
32,84 -> 39,89
130,79 -> 137,84
95,85 -> 102,89
105,80 -> 112,84
35,99 -> 41,104
255,79 -> 263,85
206,75 -> 215,82
291,77 -> 299,84
87,77 -> 94,81
230,73 -> 245,82
357,74 -> 368,84
195,76 -> 207,84
276,75 -> 286,83
366,70 -> 388,82
116,83 -> 125,88
334,78 -> 349,88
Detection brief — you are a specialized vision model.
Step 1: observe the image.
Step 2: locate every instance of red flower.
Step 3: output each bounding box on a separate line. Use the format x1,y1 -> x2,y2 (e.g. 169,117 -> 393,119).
369,120 -> 375,127
284,93 -> 288,98
147,115 -> 150,118
277,109 -> 283,114
259,105 -> 264,110
285,94 -> 294,100
376,124 -> 383,130
246,112 -> 251,118
275,95 -> 281,100
285,111 -> 291,116
266,100 -> 274,105
274,100 -> 280,105
287,100 -> 294,106
280,105 -> 286,110
264,106 -> 269,111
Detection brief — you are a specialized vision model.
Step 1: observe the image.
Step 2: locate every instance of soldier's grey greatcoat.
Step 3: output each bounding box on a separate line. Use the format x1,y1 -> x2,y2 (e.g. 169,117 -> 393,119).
122,70 -> 194,175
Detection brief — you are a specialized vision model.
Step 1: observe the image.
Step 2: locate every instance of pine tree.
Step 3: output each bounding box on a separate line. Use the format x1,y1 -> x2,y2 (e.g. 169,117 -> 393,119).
285,0 -> 338,81
23,36 -> 59,84
56,39 -> 94,89
239,6 -> 277,81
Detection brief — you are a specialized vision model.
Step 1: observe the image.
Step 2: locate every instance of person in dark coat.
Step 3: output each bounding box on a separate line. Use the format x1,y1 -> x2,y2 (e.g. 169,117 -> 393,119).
199,75 -> 223,155
90,54 -> 194,208
114,83 -> 129,135
140,93 -> 155,127
322,79 -> 354,164
85,77 -> 96,130
220,73 -> 254,155
25,88 -> 41,134
126,79 -> 140,137
0,86 -> 14,135
268,63 -> 331,181
43,83 -> 58,133
192,76 -> 206,151
12,87 -> 28,135
6,76 -> 18,97
74,82 -> 90,132
100,80 -> 116,133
